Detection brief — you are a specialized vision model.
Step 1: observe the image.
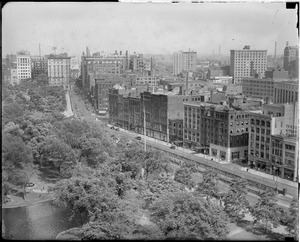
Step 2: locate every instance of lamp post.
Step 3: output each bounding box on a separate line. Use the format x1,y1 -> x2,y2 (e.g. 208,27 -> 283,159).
143,97 -> 147,152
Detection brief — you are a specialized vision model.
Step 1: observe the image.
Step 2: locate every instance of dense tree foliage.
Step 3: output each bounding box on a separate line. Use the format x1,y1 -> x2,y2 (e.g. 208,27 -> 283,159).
150,191 -> 229,239
223,178 -> 250,222
195,169 -> 221,200
250,189 -> 281,232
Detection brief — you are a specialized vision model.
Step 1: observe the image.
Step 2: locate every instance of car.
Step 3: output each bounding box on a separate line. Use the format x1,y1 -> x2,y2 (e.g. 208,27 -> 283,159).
170,145 -> 176,149
115,128 -> 120,131
135,136 -> 142,140
110,127 -> 115,130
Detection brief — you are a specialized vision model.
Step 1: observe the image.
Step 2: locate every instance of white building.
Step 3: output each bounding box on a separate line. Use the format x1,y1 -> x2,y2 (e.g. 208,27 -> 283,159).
230,45 -> 267,84
173,51 -> 197,75
48,55 -> 71,88
17,51 -> 31,83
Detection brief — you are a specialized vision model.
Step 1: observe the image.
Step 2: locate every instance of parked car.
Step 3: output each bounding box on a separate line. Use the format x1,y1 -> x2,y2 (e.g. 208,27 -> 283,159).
110,127 -> 115,130
135,136 -> 142,140
115,127 -> 120,131
170,145 -> 176,149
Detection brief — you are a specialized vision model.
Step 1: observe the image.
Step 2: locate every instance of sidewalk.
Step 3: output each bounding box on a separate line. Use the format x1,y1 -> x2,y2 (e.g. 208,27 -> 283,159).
63,90 -> 74,118
120,128 -> 297,190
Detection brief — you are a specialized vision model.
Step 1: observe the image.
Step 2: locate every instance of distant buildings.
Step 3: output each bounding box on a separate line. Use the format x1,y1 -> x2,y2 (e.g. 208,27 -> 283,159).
47,54 -> 71,88
273,80 -> 299,104
265,68 -> 289,80
81,49 -> 128,90
31,56 -> 48,80
17,50 -> 31,83
242,77 -> 274,102
283,42 -> 299,78
230,45 -> 267,84
173,50 -> 197,75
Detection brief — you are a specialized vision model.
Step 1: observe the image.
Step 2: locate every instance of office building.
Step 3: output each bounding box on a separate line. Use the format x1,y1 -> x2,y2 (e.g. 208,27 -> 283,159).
173,50 -> 197,75
248,103 -> 298,181
183,103 -> 250,162
17,50 -> 31,83
47,54 -> 71,88
230,45 -> 267,84
273,80 -> 299,104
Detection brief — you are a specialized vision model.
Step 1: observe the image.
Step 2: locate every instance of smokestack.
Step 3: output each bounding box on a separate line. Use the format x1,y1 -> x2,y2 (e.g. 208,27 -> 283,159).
274,41 -> 277,59
286,41 -> 289,47
219,45 -> 221,56
39,43 -> 41,57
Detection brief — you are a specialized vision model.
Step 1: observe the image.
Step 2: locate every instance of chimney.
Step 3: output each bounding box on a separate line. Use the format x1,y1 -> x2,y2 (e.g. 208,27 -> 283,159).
286,41 -> 289,47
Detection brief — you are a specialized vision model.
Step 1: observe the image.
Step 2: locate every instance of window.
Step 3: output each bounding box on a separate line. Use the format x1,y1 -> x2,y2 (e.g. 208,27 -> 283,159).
232,151 -> 240,160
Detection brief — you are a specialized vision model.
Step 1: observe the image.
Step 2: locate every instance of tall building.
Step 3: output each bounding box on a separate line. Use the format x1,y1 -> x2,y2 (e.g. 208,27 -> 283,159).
81,52 -> 125,90
283,42 -> 299,78
17,50 -> 31,83
31,56 -> 48,80
183,103 -> 249,163
47,54 -> 71,88
230,45 -> 267,84
173,50 -> 197,75
273,80 -> 299,104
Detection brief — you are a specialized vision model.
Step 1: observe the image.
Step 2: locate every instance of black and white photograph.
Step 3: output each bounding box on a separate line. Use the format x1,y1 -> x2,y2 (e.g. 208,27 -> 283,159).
2,1 -> 299,240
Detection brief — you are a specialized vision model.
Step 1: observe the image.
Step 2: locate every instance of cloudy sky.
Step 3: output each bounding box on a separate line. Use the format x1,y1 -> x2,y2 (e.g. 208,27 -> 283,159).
2,1 -> 298,58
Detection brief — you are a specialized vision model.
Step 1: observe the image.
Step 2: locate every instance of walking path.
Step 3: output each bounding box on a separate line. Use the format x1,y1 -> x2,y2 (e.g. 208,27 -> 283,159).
2,174 -> 57,209
63,90 -> 74,118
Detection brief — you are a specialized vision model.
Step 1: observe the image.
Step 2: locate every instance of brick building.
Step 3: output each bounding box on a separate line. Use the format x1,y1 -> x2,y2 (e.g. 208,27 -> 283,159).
183,103 -> 250,162
248,103 -> 298,181
109,90 -> 201,142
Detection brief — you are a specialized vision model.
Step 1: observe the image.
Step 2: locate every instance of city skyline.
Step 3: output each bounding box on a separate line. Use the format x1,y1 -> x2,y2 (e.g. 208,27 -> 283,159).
2,2 -> 298,58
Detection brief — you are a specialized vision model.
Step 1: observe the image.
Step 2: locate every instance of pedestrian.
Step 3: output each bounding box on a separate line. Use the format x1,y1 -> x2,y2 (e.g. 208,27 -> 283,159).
11,234 -> 14,239
246,168 -> 249,172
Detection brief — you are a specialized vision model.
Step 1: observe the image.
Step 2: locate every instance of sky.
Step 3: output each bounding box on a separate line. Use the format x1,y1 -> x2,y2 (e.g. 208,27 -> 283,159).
2,1 -> 298,58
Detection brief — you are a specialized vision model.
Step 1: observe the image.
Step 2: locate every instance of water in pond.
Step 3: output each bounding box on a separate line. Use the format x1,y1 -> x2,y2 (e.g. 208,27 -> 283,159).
2,200 -> 83,240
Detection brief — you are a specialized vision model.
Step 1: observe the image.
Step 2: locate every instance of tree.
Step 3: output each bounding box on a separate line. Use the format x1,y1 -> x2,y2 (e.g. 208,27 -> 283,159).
39,136 -> 77,177
285,198 -> 299,240
195,169 -> 220,200
223,178 -> 250,222
250,189 -> 280,232
174,167 -> 195,189
149,191 -> 229,239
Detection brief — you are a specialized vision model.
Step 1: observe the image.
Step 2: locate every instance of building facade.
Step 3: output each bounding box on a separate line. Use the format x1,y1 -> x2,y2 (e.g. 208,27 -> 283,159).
273,80 -> 299,104
136,75 -> 159,87
31,56 -> 48,80
283,43 -> 299,78
81,55 -> 123,90
47,55 -> 71,88
183,103 -> 250,162
242,77 -> 274,102
230,45 -> 267,84
173,51 -> 197,75
248,103 -> 298,181
17,51 -> 31,83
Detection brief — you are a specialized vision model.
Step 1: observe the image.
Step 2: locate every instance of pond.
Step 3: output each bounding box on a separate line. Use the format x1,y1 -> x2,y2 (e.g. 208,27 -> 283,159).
2,200 -> 83,240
